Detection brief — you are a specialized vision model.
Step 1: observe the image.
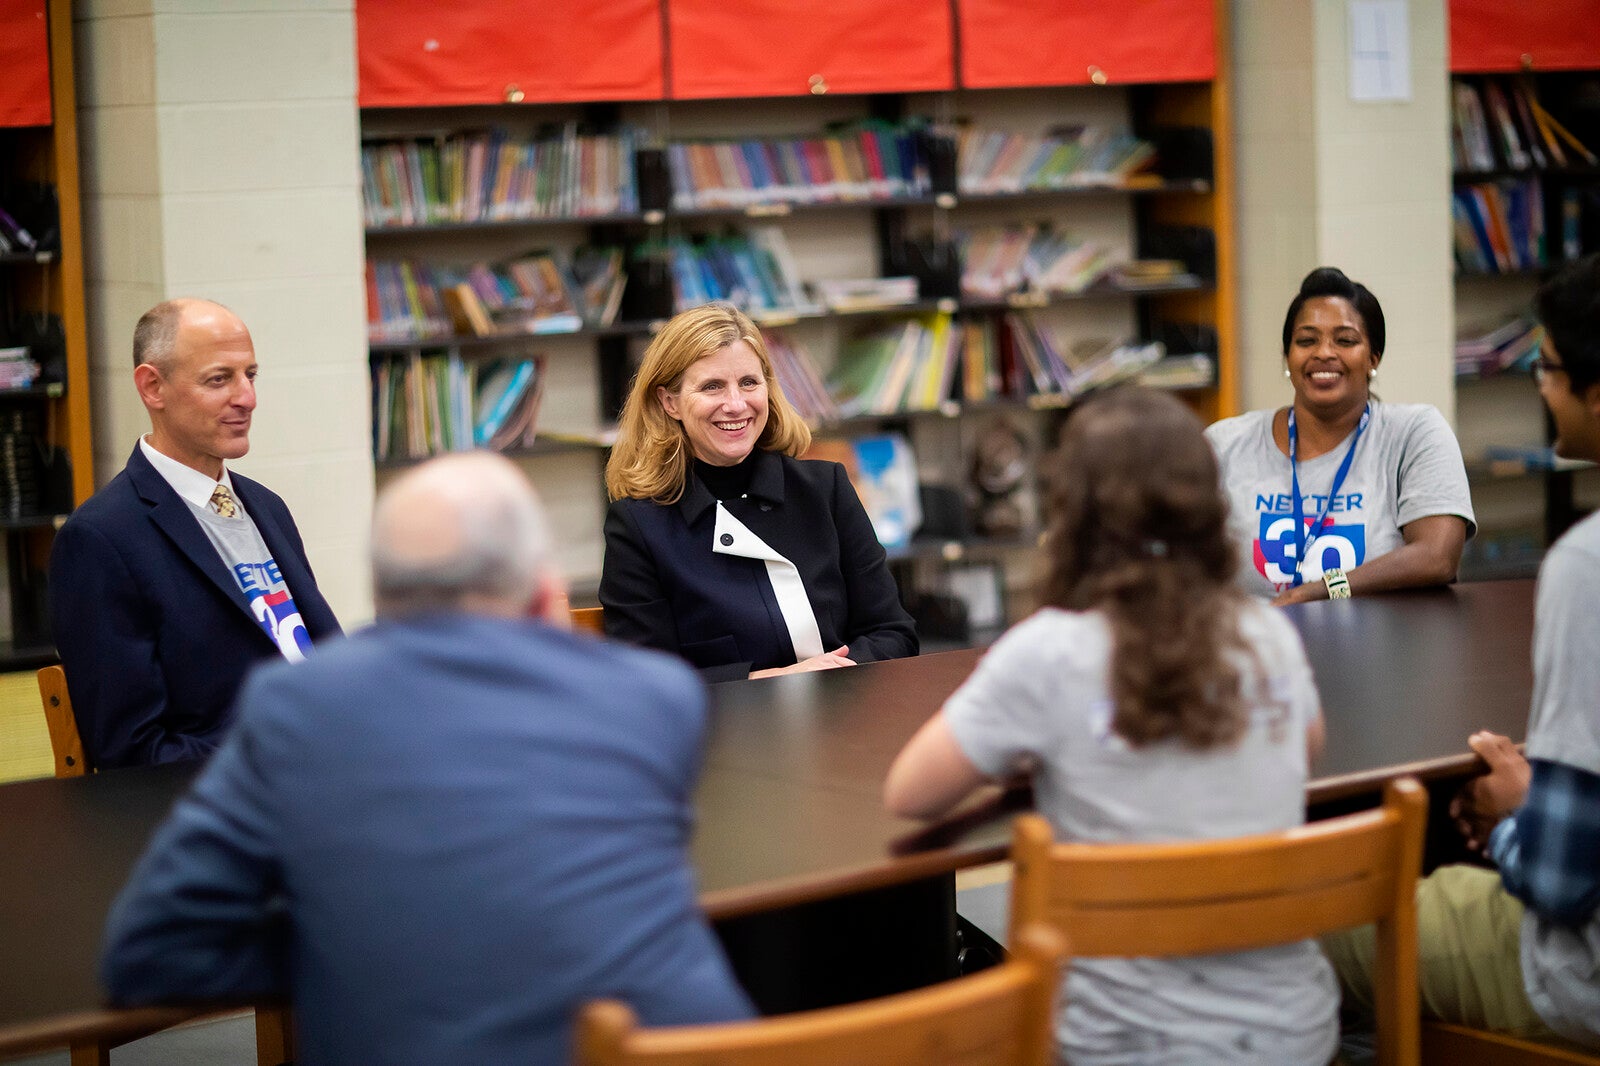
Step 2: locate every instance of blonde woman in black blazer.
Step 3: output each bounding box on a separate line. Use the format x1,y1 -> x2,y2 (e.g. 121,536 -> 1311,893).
601,303 -> 917,682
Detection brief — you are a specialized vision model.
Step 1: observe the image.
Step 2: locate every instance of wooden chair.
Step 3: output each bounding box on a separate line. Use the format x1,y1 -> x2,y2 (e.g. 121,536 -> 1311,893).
570,605 -> 605,635
1009,776 -> 1429,1066
38,664 -> 88,778
575,923 -> 1066,1066
1423,1021 -> 1600,1066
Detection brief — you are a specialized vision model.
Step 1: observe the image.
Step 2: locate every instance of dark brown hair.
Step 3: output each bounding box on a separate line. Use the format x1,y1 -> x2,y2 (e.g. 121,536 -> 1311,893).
1043,388 -> 1255,748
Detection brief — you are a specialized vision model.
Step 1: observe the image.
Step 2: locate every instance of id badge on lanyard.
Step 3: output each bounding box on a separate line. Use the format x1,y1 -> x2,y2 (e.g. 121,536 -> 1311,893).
1288,405 -> 1369,587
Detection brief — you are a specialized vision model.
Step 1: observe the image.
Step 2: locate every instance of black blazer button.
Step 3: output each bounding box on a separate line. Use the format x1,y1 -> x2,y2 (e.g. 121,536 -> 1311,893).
759,503 -> 771,511
720,533 -> 734,546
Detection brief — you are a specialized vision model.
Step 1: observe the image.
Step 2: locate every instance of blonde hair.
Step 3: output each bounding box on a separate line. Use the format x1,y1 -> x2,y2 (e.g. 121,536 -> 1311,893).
605,303 -> 812,503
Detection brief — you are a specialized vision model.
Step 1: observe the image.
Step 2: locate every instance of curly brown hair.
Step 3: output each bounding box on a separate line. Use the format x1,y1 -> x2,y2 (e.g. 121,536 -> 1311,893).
1043,388 -> 1257,748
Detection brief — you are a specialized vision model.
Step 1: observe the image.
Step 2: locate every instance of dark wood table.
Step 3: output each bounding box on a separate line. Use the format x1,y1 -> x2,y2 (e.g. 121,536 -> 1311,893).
696,579 -> 1538,914
0,580 -> 1539,1057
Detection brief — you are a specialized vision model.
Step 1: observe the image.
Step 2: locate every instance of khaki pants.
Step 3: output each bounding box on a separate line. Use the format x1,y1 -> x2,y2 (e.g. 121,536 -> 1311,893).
1321,864 -> 1559,1041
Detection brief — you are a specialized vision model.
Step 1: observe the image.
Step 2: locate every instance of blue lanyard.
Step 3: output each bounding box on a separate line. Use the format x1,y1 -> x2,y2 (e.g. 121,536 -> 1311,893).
1287,404 -> 1369,587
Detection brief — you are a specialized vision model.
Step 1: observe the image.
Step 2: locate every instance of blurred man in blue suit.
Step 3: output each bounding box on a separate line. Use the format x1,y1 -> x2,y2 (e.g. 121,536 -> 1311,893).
100,452 -> 753,1065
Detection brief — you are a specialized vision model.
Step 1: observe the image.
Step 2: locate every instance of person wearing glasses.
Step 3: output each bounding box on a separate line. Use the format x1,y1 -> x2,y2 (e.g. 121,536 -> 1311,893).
1326,254 -> 1600,1052
1205,267 -> 1475,605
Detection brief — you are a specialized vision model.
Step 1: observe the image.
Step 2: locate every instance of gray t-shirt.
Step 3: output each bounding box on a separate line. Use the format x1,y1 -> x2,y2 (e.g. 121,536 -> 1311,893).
187,499 -> 312,662
1520,508 -> 1600,1046
944,602 -> 1338,1066
1206,403 -> 1476,597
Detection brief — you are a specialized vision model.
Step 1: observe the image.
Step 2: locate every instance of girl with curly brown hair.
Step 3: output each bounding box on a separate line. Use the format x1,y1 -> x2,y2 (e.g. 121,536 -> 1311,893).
886,387 -> 1335,1065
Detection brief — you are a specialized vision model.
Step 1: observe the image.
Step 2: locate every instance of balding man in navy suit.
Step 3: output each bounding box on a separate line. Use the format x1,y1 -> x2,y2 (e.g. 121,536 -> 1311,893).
48,299 -> 339,769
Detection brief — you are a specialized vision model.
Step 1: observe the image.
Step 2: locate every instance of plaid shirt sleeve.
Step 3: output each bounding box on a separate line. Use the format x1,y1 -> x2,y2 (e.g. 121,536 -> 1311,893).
1489,758 -> 1600,927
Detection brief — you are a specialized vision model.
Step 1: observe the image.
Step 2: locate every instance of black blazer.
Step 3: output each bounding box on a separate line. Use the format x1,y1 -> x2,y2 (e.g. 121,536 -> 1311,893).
48,445 -> 342,769
601,449 -> 917,682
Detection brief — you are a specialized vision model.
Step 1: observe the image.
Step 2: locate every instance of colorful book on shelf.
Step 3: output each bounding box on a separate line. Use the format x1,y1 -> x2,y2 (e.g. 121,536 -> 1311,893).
473,359 -> 541,447
811,276 -> 919,312
850,433 -> 922,550
765,329 -> 838,423
1482,82 -> 1531,170
1452,82 -> 1496,172
485,360 -> 548,452
442,283 -> 495,338
1455,315 -> 1540,377
568,246 -> 627,327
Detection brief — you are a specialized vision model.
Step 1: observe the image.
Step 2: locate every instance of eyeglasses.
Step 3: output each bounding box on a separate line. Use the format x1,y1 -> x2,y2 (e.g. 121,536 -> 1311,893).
1533,354 -> 1567,385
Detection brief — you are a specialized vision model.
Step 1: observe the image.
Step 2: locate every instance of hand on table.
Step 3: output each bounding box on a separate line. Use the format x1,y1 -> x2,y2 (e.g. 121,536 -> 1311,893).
1271,582 -> 1325,607
750,646 -> 854,679
1450,731 -> 1530,853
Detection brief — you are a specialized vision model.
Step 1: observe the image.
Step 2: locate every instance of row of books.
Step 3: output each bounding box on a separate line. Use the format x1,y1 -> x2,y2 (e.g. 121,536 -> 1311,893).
959,226 -> 1118,299
666,121 -> 932,211
1455,315 -> 1540,378
954,125 -> 1155,194
825,312 -> 1168,417
367,249 -> 624,343
657,226 -> 813,313
1452,180 -> 1545,274
1452,79 -> 1597,174
361,125 -> 644,227
372,351 -> 549,461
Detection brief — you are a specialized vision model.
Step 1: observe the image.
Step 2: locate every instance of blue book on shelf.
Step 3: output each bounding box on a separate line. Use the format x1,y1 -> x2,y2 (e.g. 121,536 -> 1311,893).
473,360 -> 536,446
851,433 -> 922,550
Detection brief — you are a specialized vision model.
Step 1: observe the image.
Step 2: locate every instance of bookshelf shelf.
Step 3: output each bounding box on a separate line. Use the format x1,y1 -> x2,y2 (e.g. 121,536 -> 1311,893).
373,437 -> 600,471
0,513 -> 68,530
0,0 -> 90,660
365,211 -> 653,238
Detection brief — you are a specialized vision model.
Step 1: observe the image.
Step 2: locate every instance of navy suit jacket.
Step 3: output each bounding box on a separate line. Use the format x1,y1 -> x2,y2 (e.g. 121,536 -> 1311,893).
100,615 -> 753,1066
601,449 -> 917,682
48,445 -> 340,769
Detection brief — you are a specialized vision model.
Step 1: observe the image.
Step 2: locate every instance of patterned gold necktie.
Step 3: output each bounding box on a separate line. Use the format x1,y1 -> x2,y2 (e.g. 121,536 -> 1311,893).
209,484 -> 238,518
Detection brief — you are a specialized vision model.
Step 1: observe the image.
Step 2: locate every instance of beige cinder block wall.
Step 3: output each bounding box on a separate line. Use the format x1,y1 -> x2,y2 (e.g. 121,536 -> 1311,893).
1233,0 -> 1455,421
74,0 -> 374,624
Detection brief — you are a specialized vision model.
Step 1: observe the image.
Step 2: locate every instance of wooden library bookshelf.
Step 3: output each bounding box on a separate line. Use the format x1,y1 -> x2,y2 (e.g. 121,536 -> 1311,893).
1448,0 -> 1600,578
0,0 -> 92,670
355,0 -> 1237,620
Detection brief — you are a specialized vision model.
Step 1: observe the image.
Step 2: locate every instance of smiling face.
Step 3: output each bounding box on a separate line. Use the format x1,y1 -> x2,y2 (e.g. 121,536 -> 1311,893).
1537,336 -> 1600,463
1286,295 -> 1379,419
658,340 -> 770,467
136,304 -> 258,480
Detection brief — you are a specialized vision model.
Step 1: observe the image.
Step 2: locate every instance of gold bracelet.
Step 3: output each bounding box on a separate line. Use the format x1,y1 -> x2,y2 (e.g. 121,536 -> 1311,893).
1323,568 -> 1352,600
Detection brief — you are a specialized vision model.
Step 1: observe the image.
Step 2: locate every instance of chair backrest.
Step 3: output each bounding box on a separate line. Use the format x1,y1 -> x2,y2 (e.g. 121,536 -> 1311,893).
570,606 -> 605,635
37,664 -> 88,778
1009,776 -> 1427,1066
575,924 -> 1066,1066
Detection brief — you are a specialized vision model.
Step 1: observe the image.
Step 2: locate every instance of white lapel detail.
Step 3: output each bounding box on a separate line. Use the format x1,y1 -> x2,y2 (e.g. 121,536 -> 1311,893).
712,502 -> 825,662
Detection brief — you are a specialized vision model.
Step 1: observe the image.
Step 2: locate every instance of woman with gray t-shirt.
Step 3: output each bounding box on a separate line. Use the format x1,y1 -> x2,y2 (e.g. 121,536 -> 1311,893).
1206,267 -> 1475,605
886,389 -> 1337,1066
